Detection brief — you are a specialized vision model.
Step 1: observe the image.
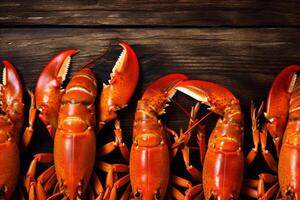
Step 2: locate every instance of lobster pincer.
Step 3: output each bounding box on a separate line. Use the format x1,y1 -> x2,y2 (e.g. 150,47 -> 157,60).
35,49 -> 79,138
98,42 -> 139,131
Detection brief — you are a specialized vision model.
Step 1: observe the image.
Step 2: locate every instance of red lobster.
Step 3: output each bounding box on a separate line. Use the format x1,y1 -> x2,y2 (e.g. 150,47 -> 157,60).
175,80 -> 244,200
245,65 -> 300,199
0,61 -> 35,199
25,42 -> 139,200
109,74 -> 244,200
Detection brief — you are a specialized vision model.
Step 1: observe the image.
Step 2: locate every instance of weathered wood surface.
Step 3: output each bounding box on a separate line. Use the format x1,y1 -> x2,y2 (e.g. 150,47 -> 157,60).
1,1 -> 300,198
1,28 -> 299,103
1,1 -> 300,26
1,28 -> 300,156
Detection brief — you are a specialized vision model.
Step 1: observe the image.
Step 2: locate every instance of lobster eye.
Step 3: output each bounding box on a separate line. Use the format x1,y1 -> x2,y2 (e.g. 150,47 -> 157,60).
134,191 -> 142,199
155,190 -> 160,200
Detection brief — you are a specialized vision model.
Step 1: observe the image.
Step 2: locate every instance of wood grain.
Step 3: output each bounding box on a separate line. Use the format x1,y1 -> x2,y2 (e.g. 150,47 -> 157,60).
1,1 -> 300,26
1,28 -> 299,152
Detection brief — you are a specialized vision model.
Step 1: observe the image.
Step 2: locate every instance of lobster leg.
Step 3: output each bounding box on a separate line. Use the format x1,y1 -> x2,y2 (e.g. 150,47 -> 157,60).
168,185 -> 185,200
169,104 -> 203,180
168,175 -> 192,199
246,102 -> 277,171
260,126 -> 278,172
35,166 -> 56,200
97,120 -> 129,161
170,175 -> 192,189
91,172 -> 105,200
181,145 -> 202,180
197,127 -> 206,165
108,174 -> 130,200
47,191 -> 64,200
25,153 -> 54,191
185,184 -> 203,200
95,161 -> 129,199
242,173 -> 278,199
43,171 -> 57,193
245,102 -> 262,167
241,182 -> 258,199
28,166 -> 56,200
21,89 -> 37,151
181,104 -> 203,180
120,184 -> 131,200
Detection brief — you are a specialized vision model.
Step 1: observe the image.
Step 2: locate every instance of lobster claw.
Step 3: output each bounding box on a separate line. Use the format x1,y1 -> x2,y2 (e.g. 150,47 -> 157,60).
265,65 -> 300,154
35,50 -> 79,137
140,73 -> 188,115
0,60 -> 24,141
98,43 -> 139,130
176,80 -> 240,117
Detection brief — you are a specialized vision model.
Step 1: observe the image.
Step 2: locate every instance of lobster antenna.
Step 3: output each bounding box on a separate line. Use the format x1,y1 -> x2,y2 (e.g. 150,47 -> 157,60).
80,41 -> 112,69
171,111 -> 212,150
166,91 -> 213,129
148,87 -> 211,130
168,96 -> 192,119
182,111 -> 212,136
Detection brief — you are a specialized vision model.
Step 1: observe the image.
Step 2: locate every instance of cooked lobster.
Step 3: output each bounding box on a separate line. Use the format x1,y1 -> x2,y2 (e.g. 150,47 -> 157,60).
25,43 -> 139,200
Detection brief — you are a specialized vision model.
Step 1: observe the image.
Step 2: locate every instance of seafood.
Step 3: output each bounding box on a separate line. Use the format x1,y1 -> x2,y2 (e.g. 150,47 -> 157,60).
25,43 -> 139,200
0,60 -> 35,199
245,65 -> 300,199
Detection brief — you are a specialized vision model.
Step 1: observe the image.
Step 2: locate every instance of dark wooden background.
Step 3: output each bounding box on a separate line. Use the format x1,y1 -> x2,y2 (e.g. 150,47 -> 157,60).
1,1 -> 300,199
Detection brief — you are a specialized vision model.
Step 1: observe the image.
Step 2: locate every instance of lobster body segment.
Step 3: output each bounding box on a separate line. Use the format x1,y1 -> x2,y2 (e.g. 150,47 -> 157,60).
54,67 -> 97,199
176,80 -> 244,200
130,74 -> 188,200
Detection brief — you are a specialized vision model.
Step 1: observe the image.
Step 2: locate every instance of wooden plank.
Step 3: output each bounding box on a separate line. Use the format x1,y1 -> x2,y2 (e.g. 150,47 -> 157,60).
1,28 -> 299,163
0,1 -> 300,26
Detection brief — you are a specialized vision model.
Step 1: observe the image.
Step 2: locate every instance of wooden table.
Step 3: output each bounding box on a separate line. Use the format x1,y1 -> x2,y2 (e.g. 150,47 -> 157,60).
1,1 -> 300,199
